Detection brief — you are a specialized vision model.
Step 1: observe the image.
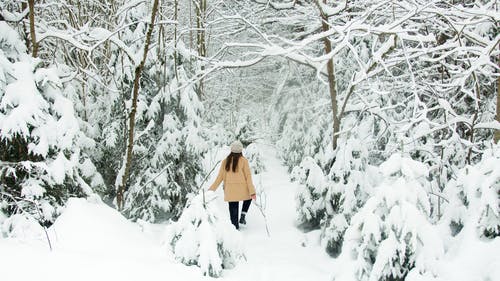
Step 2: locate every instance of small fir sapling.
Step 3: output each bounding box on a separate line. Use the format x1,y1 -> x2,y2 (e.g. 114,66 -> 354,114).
234,115 -> 255,147
245,143 -> 266,174
276,110 -> 309,172
337,154 -> 443,281
165,191 -> 244,278
321,136 -> 377,257
122,66 -> 207,222
442,145 -> 500,239
0,22 -> 100,234
292,157 -> 328,230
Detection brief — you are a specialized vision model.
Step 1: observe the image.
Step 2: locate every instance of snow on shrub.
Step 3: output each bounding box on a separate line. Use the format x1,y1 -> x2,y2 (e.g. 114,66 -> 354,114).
0,22 -> 99,234
165,191 -> 244,277
335,154 -> 443,281
292,157 -> 327,230
321,138 -> 378,256
122,67 -> 207,222
233,115 -> 255,146
1,214 -> 46,240
0,208 -> 6,226
276,110 -> 309,171
443,146 -> 500,238
245,143 -> 266,174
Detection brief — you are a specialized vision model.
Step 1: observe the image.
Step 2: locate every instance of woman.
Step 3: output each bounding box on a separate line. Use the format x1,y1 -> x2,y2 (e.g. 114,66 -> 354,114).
209,141 -> 256,230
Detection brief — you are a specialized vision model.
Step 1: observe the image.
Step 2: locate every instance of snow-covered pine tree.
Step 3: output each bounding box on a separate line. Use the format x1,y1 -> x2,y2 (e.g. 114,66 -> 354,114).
0,21 -> 99,234
321,117 -> 380,256
337,154 -> 443,281
276,110 -> 309,172
30,0 -> 209,221
234,115 -> 255,147
292,157 -> 328,230
121,52 -> 207,222
245,142 -> 266,174
443,144 -> 500,239
165,191 -> 244,277
274,67 -> 330,173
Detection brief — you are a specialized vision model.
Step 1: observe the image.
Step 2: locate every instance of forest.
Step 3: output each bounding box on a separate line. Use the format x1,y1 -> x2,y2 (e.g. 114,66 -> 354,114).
0,1 -> 499,281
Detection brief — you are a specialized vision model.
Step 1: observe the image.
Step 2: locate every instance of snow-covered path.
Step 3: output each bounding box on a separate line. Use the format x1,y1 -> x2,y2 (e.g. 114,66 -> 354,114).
217,144 -> 334,281
0,145 -> 335,281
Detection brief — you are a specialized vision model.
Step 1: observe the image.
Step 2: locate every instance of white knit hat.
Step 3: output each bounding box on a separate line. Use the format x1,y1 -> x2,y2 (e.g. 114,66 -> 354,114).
230,140 -> 243,153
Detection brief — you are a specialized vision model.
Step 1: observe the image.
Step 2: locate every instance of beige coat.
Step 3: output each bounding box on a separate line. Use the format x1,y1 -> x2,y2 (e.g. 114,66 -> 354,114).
209,157 -> 256,202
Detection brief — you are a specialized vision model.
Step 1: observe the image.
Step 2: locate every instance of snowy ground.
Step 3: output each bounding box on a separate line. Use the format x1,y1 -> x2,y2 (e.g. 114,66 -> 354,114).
213,144 -> 335,281
0,144 -> 335,281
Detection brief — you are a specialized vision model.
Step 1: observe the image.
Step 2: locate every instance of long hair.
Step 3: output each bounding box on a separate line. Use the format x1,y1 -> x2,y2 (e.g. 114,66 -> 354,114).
225,152 -> 242,172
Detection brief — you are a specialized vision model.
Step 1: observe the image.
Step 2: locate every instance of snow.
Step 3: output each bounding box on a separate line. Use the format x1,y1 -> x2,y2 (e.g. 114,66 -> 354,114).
48,153 -> 69,185
0,145 -> 499,281
379,153 -> 428,179
448,237 -> 500,281
165,191 -> 244,277
1,61 -> 48,142
216,146 -> 335,280
329,153 -> 500,281
407,229 -> 500,281
1,214 -> 46,240
1,1 -> 499,280
0,145 -> 335,281
20,179 -> 45,198
0,196 -> 203,281
47,197 -> 159,257
0,22 -> 27,57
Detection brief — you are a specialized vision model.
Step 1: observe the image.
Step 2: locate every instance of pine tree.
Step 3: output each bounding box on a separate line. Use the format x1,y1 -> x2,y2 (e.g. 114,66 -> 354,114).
443,144 -> 500,239
0,21 -> 100,233
122,64 -> 207,222
339,154 -> 443,281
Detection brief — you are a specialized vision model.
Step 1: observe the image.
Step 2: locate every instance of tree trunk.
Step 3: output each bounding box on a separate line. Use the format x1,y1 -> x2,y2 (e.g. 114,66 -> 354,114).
195,0 -> 207,99
496,51 -> 500,144
116,0 -> 160,211
196,0 -> 207,59
496,1 -> 500,144
466,71 -> 480,164
174,0 -> 179,79
28,0 -> 38,57
317,0 -> 340,151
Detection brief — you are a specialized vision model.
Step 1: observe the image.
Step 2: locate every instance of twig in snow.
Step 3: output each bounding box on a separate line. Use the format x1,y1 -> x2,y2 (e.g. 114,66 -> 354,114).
0,190 -> 53,251
254,175 -> 271,237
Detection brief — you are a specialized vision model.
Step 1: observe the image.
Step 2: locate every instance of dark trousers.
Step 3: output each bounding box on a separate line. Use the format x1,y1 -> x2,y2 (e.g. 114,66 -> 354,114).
228,199 -> 252,230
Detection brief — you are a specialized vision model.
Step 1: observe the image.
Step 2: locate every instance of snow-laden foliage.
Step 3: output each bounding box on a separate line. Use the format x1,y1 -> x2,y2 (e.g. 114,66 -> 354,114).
321,132 -> 380,256
337,154 -> 443,281
443,145 -> 500,239
1,213 -> 47,239
233,115 -> 257,146
122,66 -> 207,222
20,0 -> 209,222
0,0 -> 498,279
292,157 -> 328,230
273,67 -> 331,172
165,191 -> 244,278
0,22 -> 100,235
245,142 -> 266,174
261,1 -> 499,273
276,111 -> 309,171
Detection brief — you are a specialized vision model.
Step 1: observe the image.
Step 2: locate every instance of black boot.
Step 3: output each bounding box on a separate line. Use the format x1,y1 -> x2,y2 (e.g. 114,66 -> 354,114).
239,212 -> 247,225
